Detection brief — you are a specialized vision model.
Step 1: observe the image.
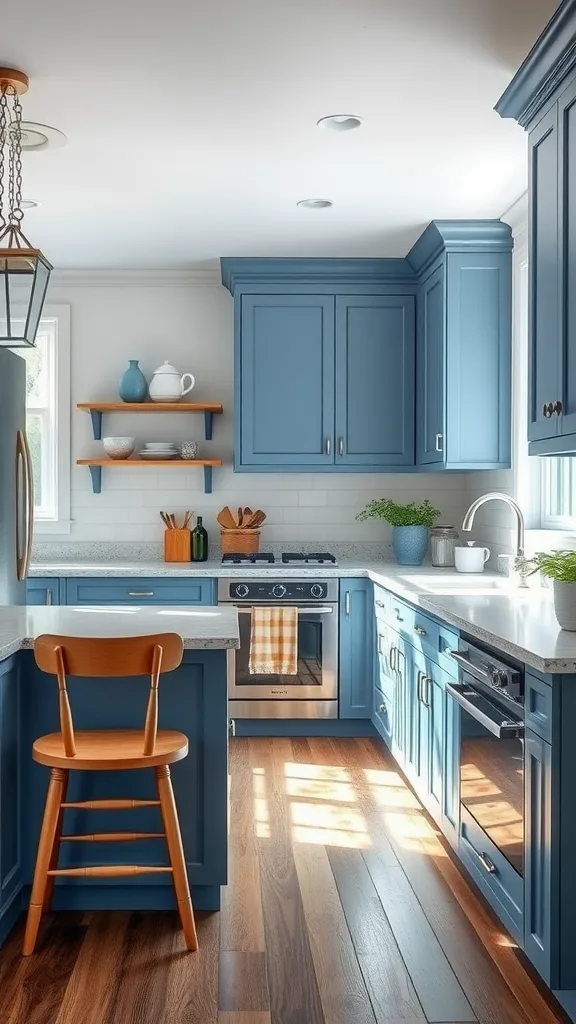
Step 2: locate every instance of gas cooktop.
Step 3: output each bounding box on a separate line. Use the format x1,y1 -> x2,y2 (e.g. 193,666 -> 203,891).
221,551 -> 338,567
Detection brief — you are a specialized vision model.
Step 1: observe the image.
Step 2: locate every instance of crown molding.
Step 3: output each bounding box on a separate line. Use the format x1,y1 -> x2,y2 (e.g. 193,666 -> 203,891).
406,220 -> 514,278
220,257 -> 416,294
47,268 -> 222,288
501,192 -> 528,236
495,0 -> 576,127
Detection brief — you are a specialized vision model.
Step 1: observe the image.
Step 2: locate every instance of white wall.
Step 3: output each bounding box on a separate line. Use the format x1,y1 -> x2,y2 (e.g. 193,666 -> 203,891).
43,270 -> 469,549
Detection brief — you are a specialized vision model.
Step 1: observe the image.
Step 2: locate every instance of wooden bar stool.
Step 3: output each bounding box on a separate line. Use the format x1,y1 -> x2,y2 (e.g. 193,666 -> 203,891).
23,632 -> 198,956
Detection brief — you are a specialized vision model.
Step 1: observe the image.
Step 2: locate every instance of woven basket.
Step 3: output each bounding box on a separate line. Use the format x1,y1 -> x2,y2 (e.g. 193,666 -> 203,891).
220,528 -> 261,555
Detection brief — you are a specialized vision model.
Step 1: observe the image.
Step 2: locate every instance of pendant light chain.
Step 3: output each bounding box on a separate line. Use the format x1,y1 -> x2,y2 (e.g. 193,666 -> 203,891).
0,86 -> 7,233
8,88 -> 23,224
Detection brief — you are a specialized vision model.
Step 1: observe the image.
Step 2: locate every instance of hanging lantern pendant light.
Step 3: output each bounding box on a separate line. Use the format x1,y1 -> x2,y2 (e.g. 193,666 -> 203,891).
0,67 -> 52,348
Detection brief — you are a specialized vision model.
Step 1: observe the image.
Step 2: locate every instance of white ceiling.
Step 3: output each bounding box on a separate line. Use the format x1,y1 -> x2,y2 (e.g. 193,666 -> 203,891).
1,0 -> 559,268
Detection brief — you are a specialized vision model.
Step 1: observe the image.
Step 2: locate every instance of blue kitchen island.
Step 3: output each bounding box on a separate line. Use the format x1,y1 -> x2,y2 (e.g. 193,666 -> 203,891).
0,604 -> 239,948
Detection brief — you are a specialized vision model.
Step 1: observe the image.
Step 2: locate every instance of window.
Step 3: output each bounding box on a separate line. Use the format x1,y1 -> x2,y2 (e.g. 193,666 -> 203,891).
541,458 -> 576,529
13,306 -> 71,532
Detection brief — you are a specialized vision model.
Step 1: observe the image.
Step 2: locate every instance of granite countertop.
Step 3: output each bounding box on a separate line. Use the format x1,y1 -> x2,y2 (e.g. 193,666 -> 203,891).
0,605 -> 240,662
28,558 -> 576,674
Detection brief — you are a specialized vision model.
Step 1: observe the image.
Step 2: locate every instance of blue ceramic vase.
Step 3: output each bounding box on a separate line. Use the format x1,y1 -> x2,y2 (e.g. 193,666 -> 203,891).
118,360 -> 148,403
392,525 -> 429,566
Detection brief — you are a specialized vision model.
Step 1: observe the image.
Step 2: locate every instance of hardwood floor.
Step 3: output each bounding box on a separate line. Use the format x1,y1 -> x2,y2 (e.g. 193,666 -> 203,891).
0,737 -> 568,1024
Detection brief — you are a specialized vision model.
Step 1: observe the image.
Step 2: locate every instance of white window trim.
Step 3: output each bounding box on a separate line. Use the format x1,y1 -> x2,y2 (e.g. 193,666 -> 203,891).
15,305 -> 72,534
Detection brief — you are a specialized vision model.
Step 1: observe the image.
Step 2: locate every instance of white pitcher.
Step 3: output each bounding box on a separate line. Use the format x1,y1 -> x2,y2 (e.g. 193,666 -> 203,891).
148,361 -> 195,402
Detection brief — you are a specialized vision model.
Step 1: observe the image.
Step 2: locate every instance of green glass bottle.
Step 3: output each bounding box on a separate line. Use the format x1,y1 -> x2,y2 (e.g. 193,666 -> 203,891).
191,515 -> 208,562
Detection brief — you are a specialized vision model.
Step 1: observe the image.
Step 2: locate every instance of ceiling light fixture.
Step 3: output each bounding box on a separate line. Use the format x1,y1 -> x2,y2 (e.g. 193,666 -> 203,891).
15,122 -> 67,152
297,198 -> 334,209
317,114 -> 363,132
20,200 -> 39,210
0,68 -> 52,348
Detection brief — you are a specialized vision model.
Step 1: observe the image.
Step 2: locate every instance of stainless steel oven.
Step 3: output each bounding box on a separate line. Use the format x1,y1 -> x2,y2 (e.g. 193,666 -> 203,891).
218,577 -> 338,718
446,642 -> 525,877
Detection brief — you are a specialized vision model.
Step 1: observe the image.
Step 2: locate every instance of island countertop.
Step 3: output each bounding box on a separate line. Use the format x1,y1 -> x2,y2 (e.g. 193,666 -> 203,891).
0,605 -> 240,661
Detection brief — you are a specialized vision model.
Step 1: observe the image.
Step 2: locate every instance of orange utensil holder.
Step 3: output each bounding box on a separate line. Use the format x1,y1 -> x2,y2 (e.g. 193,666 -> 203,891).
164,529 -> 191,562
220,529 -> 261,555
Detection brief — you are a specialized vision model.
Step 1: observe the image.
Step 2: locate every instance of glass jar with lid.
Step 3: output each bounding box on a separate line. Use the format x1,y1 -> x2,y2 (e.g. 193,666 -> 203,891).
430,525 -> 459,567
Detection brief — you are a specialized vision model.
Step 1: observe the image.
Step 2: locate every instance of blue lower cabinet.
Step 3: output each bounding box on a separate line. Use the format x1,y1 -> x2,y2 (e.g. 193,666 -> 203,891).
339,580 -> 373,718
372,685 -> 393,747
406,649 -> 448,826
459,806 -> 523,944
524,730 -> 553,985
65,578 -> 216,606
27,578 -> 60,606
0,657 -> 22,936
443,686 -> 460,847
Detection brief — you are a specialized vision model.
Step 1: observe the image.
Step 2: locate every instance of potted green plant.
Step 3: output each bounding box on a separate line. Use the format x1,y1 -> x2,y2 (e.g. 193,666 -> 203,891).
530,550 -> 576,630
356,498 -> 441,566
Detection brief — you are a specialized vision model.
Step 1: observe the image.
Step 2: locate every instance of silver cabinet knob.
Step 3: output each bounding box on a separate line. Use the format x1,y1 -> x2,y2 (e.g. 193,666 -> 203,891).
379,703 -> 386,712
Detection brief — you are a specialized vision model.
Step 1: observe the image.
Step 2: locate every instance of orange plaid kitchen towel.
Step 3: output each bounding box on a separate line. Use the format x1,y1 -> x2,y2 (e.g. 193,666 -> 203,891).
248,605 -> 298,675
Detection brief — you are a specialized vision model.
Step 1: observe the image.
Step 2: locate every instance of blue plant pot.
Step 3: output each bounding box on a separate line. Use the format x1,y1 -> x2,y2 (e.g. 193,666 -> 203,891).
392,525 -> 429,566
118,360 -> 148,403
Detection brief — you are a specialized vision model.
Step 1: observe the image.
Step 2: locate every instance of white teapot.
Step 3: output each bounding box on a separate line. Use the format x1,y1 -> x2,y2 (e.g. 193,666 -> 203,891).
148,361 -> 195,402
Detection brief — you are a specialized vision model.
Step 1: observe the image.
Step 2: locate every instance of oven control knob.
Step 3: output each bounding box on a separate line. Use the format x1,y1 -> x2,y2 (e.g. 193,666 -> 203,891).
235,584 -> 249,598
272,584 -> 286,598
310,584 -> 324,598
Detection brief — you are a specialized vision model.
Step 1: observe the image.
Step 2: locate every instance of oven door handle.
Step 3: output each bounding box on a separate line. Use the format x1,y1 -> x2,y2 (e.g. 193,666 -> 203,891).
445,681 -> 524,739
233,606 -> 334,615
446,648 -> 496,687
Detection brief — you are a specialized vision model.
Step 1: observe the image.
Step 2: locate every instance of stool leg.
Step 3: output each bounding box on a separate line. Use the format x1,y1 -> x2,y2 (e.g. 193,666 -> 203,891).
23,767 -> 67,956
156,765 -> 198,951
43,769 -> 69,911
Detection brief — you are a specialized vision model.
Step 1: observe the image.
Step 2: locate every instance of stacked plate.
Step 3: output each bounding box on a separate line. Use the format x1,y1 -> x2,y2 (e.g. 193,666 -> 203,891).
139,442 -> 179,460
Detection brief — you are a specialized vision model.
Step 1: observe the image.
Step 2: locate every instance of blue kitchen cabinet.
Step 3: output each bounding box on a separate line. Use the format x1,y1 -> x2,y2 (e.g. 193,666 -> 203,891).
335,295 -> 415,466
408,221 -> 513,470
557,75 -> 576,443
443,683 -> 460,848
27,578 -> 60,606
373,618 -> 404,754
339,580 -> 373,719
237,294 -> 335,467
0,656 -> 22,930
64,578 -> 216,606
524,730 -> 553,985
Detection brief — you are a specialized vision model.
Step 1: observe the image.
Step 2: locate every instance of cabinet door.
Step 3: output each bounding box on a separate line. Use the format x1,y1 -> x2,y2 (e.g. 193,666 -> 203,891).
238,294 -> 335,467
335,295 -> 415,466
559,78 -> 576,439
443,685 -> 460,847
528,106 -> 561,443
417,264 -> 445,465
339,580 -> 372,719
27,578 -> 60,606
524,731 -> 552,985
0,657 -> 22,915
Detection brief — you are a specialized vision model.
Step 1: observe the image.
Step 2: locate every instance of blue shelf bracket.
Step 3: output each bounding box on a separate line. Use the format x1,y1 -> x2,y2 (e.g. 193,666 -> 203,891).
204,411 -> 214,440
88,466 -> 102,494
203,466 -> 213,494
90,410 -> 103,440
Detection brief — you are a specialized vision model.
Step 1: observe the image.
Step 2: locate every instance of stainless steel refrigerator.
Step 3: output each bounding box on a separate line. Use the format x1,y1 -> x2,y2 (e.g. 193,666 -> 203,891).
0,349 -> 33,604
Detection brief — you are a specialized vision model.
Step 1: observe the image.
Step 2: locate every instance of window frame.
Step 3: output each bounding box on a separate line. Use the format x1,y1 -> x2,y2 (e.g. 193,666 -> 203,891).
14,305 -> 71,534
540,457 -> 576,530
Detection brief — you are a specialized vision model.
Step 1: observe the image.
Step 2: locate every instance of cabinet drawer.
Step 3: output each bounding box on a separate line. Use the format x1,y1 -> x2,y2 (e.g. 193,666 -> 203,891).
372,685 -> 393,746
459,806 -> 523,943
525,673 -> 552,743
387,597 -> 458,670
65,578 -> 216,606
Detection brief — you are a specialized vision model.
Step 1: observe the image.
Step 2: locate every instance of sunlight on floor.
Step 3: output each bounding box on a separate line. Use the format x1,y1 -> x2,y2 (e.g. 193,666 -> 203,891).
362,766 -> 405,787
292,824 -> 371,848
284,776 -> 356,803
383,810 -> 448,857
252,767 -> 270,839
283,762 -> 351,782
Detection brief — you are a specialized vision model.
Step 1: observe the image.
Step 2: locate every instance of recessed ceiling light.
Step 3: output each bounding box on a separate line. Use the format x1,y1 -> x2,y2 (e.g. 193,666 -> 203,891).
10,122 -> 67,151
20,200 -> 39,209
297,198 -> 333,209
317,114 -> 363,132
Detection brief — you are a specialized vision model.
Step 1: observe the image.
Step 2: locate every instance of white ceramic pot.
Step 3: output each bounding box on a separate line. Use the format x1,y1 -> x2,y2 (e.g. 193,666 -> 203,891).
454,544 -> 490,573
148,362 -> 195,402
102,436 -> 135,460
553,580 -> 576,631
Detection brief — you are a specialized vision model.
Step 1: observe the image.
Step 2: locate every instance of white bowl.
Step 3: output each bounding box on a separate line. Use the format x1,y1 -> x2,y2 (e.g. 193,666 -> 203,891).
102,436 -> 135,460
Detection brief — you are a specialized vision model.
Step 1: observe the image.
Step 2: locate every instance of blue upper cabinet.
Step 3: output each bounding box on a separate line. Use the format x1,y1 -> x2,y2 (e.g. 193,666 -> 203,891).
239,294 -> 335,467
497,2 -> 576,455
409,221 -> 513,470
335,295 -> 415,466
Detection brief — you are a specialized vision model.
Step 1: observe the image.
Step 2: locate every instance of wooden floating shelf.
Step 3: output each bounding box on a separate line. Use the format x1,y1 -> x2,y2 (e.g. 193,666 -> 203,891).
77,402 -> 224,441
77,459 -> 222,495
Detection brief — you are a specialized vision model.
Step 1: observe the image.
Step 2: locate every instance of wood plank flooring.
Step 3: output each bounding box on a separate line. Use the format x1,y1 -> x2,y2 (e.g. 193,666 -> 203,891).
0,737 -> 568,1024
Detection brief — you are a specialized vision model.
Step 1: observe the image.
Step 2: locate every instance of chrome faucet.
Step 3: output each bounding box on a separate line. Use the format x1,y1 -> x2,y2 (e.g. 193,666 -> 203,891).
461,492 -> 531,587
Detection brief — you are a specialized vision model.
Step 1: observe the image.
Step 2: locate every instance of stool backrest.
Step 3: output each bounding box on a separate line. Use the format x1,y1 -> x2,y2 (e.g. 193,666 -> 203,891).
34,633 -> 184,758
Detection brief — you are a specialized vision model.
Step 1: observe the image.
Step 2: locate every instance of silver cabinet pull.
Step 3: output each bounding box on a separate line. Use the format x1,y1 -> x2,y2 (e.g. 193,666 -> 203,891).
435,433 -> 443,452
127,590 -> 155,597
378,632 -> 385,655
325,437 -> 331,456
375,599 -> 386,608
228,718 -> 236,737
390,645 -> 397,671
394,608 -> 404,622
45,589 -> 53,606
345,591 -> 350,616
417,671 -> 423,703
554,400 -> 563,415
425,676 -> 432,708
379,702 -> 386,713
338,437 -> 344,456
414,625 -> 427,636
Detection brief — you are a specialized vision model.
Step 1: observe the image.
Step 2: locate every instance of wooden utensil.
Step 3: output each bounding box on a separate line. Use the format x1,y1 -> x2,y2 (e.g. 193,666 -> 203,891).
183,510 -> 193,529
217,507 -> 237,530
237,506 -> 244,528
159,511 -> 172,529
169,513 -> 178,530
252,510 -> 267,528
